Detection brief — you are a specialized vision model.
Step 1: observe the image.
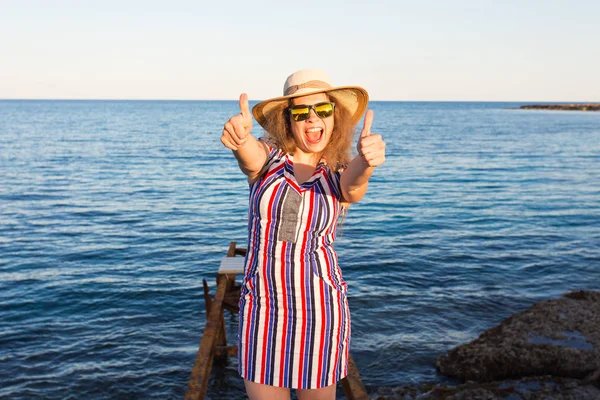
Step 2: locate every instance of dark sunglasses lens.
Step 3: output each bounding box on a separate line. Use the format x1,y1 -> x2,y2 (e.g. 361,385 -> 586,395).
314,102 -> 334,118
289,102 -> 334,121
290,106 -> 310,121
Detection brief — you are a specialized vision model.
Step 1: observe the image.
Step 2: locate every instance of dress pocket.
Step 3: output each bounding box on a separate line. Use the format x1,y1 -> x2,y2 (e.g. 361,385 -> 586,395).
310,260 -> 347,293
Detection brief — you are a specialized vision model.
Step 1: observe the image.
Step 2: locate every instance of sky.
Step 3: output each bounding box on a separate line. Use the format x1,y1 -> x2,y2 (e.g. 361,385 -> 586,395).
1,0 -> 599,101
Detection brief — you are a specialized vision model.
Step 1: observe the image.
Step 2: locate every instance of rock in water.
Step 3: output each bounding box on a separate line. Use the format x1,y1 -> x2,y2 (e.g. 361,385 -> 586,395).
374,376 -> 600,400
436,291 -> 600,382
519,104 -> 600,111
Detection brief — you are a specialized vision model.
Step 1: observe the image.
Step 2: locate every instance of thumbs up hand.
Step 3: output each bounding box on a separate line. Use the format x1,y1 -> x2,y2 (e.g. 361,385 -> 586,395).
356,110 -> 386,167
221,93 -> 253,151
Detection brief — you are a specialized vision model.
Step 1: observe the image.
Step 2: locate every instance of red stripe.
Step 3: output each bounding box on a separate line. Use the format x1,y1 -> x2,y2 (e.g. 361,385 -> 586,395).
297,189 -> 315,386
286,177 -> 301,193
284,155 -> 302,192
344,324 -> 349,376
338,294 -> 345,377
278,241 -> 288,387
331,288 -> 342,382
265,161 -> 284,180
243,284 -> 254,378
296,242 -> 307,384
316,280 -> 326,387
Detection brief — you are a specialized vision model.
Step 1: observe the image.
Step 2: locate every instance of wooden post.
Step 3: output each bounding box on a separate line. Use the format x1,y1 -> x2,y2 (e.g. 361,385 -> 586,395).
340,354 -> 369,400
202,279 -> 211,315
185,273 -> 230,400
215,276 -> 228,351
227,241 -> 237,257
215,242 -> 237,350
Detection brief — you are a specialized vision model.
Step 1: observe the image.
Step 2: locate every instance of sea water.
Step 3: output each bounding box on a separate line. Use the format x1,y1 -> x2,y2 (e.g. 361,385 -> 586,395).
1,100 -> 599,399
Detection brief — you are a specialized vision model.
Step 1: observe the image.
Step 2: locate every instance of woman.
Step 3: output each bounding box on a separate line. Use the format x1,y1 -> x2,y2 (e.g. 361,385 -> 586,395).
221,69 -> 385,400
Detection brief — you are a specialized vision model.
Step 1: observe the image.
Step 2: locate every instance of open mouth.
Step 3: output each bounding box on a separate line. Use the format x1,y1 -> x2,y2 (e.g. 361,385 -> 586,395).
305,127 -> 324,144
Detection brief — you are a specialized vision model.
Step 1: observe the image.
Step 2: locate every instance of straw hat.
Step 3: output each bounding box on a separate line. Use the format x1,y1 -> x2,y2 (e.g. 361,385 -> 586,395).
252,69 -> 369,129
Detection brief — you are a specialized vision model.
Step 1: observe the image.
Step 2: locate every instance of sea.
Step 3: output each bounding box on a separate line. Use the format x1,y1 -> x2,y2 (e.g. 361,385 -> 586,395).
1,100 -> 599,399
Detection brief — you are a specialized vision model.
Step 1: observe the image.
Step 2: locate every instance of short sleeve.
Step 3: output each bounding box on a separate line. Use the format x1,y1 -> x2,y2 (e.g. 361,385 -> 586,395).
250,137 -> 283,186
328,166 -> 347,201
258,136 -> 278,160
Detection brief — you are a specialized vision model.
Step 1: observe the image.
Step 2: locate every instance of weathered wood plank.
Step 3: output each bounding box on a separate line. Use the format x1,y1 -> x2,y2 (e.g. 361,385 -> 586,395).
341,354 -> 369,400
227,241 -> 237,257
202,279 -> 211,315
215,345 -> 238,357
185,274 -> 229,400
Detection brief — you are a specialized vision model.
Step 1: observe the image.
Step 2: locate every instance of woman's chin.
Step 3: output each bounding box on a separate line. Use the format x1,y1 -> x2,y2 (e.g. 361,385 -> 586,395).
302,141 -> 327,155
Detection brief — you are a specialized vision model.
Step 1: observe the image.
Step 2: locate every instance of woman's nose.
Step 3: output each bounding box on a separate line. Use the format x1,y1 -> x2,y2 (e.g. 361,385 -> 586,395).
306,108 -> 319,122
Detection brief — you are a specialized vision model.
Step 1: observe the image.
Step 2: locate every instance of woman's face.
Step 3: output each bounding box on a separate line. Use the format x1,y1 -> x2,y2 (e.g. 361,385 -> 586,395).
289,93 -> 334,156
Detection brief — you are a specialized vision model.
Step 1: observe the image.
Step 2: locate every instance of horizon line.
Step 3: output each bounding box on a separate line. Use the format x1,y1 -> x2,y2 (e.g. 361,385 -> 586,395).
1,98 -> 599,104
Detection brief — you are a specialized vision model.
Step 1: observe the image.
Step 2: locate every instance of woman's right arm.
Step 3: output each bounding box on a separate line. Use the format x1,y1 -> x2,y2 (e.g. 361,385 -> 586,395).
221,93 -> 269,181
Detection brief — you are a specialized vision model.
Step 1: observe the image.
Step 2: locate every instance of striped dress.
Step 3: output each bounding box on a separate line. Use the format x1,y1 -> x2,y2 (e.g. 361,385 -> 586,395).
237,141 -> 350,389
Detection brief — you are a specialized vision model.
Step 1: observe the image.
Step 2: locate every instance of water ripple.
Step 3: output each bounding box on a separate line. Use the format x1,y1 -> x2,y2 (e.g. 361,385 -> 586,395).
1,100 -> 599,399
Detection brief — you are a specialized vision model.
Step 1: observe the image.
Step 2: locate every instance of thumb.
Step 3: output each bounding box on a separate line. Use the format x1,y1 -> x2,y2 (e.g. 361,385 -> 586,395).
360,110 -> 373,138
239,93 -> 252,126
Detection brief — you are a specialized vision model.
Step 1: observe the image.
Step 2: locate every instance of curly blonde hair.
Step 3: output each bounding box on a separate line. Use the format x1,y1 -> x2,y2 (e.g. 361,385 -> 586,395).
261,93 -> 357,171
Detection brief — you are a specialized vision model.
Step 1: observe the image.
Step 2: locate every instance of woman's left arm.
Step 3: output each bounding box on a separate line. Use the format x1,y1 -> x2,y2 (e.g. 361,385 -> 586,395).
340,110 -> 386,203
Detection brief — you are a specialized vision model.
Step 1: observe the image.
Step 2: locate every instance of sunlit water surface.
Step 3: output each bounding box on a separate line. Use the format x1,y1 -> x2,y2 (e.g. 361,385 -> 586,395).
1,100 -> 599,399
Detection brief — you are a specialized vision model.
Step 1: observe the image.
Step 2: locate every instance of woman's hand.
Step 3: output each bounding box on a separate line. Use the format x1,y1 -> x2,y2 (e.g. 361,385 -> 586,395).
221,93 -> 253,151
356,110 -> 386,167
220,93 -> 268,180
340,110 -> 385,203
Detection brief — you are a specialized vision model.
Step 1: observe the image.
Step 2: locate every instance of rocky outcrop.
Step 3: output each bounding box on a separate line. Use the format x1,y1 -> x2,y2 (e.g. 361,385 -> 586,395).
519,104 -> 600,111
435,291 -> 600,382
374,376 -> 600,400
374,291 -> 600,399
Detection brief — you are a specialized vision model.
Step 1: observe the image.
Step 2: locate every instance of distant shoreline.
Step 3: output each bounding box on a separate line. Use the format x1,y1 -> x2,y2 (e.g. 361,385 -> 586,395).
519,104 -> 600,111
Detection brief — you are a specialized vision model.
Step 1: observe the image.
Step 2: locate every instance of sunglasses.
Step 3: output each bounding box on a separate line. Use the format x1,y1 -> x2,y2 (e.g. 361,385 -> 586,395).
288,102 -> 335,121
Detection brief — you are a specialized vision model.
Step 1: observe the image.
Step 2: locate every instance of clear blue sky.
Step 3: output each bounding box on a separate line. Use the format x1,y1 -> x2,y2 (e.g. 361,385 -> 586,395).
1,0 -> 598,101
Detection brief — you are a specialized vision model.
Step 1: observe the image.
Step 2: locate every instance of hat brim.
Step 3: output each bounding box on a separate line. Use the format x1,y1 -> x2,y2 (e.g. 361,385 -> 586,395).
252,86 -> 369,130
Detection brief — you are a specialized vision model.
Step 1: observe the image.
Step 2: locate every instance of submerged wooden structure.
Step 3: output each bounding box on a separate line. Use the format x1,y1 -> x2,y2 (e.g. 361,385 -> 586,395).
185,242 -> 369,400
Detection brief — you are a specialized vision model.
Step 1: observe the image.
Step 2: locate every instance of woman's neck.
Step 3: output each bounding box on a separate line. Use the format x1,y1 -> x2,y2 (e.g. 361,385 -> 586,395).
292,148 -> 323,167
